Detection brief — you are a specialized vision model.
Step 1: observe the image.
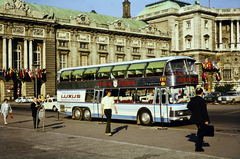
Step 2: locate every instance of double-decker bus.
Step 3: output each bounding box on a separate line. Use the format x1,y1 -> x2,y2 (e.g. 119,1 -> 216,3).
57,56 -> 198,126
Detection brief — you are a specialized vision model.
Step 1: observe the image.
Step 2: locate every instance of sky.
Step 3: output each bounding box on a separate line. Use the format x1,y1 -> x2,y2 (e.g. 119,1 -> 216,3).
24,0 -> 240,18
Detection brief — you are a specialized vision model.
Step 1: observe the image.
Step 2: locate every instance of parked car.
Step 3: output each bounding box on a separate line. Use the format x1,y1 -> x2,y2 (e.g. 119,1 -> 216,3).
204,92 -> 224,104
15,97 -> 29,103
26,97 -> 34,103
42,97 -> 58,111
218,91 -> 240,104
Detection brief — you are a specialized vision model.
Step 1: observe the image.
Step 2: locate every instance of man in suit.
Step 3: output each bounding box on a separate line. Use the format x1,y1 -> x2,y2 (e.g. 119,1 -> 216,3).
187,88 -> 210,152
31,97 -> 40,129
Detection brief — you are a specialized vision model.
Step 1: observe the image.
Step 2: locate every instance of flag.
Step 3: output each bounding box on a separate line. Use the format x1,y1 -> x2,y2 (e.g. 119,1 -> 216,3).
16,69 -> 19,78
9,69 -> 12,77
28,69 -> 33,80
6,69 -> 9,81
216,73 -> 221,81
19,69 -> 23,79
23,69 -> 27,78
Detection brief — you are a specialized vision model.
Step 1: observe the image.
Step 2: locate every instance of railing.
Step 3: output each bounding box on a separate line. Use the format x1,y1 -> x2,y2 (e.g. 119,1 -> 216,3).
96,24 -> 108,29
56,18 -> 71,23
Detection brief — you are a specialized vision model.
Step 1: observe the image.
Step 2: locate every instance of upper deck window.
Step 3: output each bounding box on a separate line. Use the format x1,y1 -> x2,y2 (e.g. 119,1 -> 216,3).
146,61 -> 166,77
97,67 -> 112,79
165,60 -> 187,75
127,63 -> 146,78
83,68 -> 98,80
60,71 -> 72,82
72,69 -> 84,81
111,65 -> 128,79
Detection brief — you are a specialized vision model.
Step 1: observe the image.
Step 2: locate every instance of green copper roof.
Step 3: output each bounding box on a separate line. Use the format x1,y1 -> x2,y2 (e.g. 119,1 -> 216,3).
0,0 -> 148,29
137,0 -> 181,16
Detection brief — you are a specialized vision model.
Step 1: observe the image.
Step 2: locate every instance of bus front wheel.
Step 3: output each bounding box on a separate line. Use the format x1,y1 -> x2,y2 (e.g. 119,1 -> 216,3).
140,110 -> 152,126
83,107 -> 92,121
73,107 -> 83,120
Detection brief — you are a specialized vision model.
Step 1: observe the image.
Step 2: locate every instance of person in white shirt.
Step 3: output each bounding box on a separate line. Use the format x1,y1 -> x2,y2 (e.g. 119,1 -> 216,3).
1,99 -> 12,125
101,90 -> 118,136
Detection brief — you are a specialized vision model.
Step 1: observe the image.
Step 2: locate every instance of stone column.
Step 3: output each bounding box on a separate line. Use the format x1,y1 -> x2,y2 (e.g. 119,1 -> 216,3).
219,21 -> 223,50
29,39 -> 33,69
8,38 -> 12,69
24,39 -> 28,69
43,40 -> 46,68
2,37 -> 7,69
237,20 -> 240,50
231,20 -> 235,50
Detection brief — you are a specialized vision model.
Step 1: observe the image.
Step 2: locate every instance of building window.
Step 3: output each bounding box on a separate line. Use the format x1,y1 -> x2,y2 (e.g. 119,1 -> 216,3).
100,56 -> 106,64
133,56 -> 140,60
59,41 -> 67,47
187,39 -> 191,48
205,20 -> 208,28
33,46 -> 41,66
205,39 -> 209,49
117,56 -> 124,62
223,69 -> 231,80
162,50 -> 167,55
117,46 -> 123,52
80,43 -> 88,49
148,49 -> 153,54
99,44 -> 106,50
60,54 -> 67,69
13,44 -> 21,69
81,55 -> 88,66
133,47 -> 139,53
187,21 -> 191,28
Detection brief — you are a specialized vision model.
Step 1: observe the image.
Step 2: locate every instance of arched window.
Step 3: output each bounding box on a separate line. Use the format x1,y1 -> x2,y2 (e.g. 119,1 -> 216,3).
33,46 -> 41,67
13,44 -> 21,69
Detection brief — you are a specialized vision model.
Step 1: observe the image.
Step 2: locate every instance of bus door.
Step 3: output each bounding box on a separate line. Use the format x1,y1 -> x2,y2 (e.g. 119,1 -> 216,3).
93,89 -> 104,118
156,88 -> 168,123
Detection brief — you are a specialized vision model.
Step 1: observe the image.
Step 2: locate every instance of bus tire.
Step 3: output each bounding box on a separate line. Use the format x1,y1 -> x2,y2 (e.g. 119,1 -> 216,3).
83,107 -> 92,121
139,110 -> 152,126
73,107 -> 83,120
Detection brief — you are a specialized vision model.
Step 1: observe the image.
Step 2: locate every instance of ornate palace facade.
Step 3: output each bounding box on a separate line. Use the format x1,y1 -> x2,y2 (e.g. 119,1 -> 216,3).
0,0 -> 170,101
134,0 -> 240,91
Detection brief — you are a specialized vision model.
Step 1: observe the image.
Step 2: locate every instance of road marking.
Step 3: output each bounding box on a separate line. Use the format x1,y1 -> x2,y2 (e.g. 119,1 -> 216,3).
221,110 -> 240,115
0,125 -> 228,159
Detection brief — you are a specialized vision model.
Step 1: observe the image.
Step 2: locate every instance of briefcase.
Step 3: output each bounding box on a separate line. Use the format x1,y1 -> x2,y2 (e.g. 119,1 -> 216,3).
203,125 -> 214,137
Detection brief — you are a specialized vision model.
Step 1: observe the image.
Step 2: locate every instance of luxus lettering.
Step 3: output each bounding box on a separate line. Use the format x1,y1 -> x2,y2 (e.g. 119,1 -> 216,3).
61,94 -> 81,98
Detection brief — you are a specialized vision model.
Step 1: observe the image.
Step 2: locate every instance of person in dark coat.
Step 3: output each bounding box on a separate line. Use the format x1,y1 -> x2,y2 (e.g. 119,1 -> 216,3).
187,88 -> 210,152
31,97 -> 40,129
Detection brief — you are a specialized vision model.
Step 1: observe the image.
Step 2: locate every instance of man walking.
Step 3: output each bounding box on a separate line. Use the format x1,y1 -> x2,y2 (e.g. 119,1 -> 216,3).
187,88 -> 210,152
101,90 -> 118,136
31,97 -> 40,129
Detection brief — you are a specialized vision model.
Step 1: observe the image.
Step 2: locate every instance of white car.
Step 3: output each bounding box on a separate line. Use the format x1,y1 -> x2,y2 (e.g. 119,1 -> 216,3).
26,97 -> 35,103
15,97 -> 28,103
218,91 -> 240,104
42,97 -> 58,111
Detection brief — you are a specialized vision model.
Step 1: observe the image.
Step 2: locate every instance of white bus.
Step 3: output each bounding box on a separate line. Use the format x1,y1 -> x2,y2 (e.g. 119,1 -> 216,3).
57,56 -> 198,125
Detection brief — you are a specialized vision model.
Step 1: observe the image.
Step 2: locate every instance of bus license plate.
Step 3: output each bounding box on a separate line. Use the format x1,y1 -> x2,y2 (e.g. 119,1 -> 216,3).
222,101 -> 226,103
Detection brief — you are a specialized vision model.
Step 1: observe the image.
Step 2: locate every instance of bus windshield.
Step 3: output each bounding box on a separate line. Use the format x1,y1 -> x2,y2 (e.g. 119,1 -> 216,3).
165,59 -> 187,75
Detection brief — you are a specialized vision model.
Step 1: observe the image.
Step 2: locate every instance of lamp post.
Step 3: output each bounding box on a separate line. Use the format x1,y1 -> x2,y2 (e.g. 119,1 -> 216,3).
33,65 -> 39,98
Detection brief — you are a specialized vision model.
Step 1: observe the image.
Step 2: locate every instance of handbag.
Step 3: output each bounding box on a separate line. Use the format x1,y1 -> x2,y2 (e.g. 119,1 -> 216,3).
203,125 -> 214,137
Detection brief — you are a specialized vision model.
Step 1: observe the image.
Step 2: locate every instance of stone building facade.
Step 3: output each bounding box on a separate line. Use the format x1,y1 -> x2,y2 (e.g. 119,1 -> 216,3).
134,0 -> 240,91
0,0 -> 170,101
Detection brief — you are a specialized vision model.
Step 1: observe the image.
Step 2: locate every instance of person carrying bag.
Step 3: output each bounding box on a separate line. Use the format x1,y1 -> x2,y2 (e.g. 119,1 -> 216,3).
187,88 -> 213,152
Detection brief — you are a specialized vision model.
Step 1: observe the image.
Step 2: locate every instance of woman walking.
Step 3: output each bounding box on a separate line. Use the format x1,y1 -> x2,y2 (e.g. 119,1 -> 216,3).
1,99 -> 13,125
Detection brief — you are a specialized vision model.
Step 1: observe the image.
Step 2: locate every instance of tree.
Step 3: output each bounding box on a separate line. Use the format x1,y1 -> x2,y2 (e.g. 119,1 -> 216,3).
214,84 -> 235,94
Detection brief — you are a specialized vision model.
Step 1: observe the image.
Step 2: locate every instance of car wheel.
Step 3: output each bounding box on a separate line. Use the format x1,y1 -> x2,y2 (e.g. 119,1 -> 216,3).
83,107 -> 92,121
139,110 -> 152,126
232,99 -> 236,105
73,107 -> 83,120
214,99 -> 217,104
53,106 -> 57,112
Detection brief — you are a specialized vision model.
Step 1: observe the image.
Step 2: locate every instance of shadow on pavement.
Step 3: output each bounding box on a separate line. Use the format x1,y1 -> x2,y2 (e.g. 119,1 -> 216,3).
11,119 -> 32,124
43,122 -> 65,129
111,125 -> 128,136
185,133 -> 210,147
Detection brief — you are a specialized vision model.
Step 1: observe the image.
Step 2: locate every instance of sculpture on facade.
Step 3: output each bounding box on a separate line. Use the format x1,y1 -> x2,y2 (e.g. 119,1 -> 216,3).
195,0 -> 200,5
4,0 -> 31,12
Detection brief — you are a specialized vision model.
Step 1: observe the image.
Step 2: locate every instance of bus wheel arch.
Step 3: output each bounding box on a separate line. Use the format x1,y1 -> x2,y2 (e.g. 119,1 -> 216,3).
83,107 -> 92,121
137,108 -> 153,126
72,107 -> 83,120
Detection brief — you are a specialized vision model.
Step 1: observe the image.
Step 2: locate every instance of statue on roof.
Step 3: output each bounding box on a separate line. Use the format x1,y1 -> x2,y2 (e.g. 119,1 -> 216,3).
4,0 -> 30,12
43,8 -> 55,19
195,0 -> 200,5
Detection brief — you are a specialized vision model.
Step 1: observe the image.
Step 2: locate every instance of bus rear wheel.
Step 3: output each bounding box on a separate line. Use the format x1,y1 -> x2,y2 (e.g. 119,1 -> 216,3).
83,107 -> 92,121
140,110 -> 152,126
73,107 -> 83,120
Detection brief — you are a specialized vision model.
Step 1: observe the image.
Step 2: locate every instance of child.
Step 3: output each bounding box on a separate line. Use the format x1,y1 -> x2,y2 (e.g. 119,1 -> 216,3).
1,99 -> 12,125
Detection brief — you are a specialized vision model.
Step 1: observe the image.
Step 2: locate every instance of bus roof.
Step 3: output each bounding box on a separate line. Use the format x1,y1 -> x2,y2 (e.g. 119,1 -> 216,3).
58,56 -> 195,73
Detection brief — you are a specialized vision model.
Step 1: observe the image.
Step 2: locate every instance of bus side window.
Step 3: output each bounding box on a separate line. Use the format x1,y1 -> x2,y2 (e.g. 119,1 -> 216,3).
83,68 -> 97,80
119,89 -> 134,103
127,63 -> 146,78
146,61 -> 165,77
60,71 -> 72,82
111,65 -> 128,79
85,90 -> 94,102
